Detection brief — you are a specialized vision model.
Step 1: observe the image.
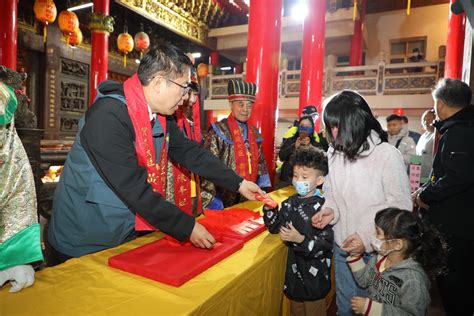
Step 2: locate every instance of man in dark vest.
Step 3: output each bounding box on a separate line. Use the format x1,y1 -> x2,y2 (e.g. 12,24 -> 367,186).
48,44 -> 263,265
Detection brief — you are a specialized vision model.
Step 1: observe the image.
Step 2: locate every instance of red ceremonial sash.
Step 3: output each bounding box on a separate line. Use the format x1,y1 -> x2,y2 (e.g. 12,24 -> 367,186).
192,97 -> 202,142
123,74 -> 168,231
173,108 -> 202,216
227,114 -> 259,183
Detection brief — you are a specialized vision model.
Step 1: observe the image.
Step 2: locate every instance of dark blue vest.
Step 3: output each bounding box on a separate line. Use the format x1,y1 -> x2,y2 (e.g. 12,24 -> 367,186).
48,91 -> 165,257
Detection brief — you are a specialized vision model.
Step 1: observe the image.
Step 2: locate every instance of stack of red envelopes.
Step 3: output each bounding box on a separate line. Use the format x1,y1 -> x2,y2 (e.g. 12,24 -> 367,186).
109,208 -> 266,287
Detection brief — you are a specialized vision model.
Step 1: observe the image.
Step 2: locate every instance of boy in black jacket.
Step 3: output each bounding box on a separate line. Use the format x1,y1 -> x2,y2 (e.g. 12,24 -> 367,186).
264,146 -> 333,316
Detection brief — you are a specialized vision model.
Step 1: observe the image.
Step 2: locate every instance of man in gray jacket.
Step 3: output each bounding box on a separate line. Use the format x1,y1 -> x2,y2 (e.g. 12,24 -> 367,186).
386,114 -> 416,168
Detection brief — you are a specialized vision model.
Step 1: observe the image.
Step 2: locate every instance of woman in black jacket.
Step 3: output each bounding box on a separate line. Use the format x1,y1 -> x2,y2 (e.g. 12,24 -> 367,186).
278,116 -> 325,187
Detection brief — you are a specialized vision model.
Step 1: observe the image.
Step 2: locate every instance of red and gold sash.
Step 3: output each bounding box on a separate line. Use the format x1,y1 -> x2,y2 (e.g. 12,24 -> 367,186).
192,97 -> 202,142
227,114 -> 259,183
123,74 -> 168,231
173,107 -> 202,216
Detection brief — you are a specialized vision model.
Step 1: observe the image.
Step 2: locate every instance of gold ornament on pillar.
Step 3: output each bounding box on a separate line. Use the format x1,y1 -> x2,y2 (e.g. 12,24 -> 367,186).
58,10 -> 79,45
134,31 -> 150,60
407,0 -> 411,15
117,29 -> 134,68
33,0 -> 57,43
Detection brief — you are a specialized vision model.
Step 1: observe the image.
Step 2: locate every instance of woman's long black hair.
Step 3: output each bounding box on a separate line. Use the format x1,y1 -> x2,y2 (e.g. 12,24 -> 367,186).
323,90 -> 387,161
375,208 -> 447,277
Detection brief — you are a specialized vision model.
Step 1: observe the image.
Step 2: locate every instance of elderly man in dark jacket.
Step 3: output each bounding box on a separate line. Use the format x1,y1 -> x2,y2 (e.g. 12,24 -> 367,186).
413,78 -> 474,316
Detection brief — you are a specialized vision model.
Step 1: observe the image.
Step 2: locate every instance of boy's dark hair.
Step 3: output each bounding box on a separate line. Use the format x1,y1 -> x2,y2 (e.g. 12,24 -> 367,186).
386,114 -> 402,122
375,208 -> 447,277
323,90 -> 387,162
432,78 -> 472,108
290,146 -> 328,176
138,42 -> 193,86
400,115 -> 409,123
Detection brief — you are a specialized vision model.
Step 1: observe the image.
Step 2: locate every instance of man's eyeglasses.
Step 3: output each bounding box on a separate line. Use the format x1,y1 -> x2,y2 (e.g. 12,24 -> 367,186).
166,78 -> 192,97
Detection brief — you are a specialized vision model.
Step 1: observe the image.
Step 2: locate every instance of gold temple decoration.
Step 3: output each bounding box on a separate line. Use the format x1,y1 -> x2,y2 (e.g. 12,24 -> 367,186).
89,12 -> 115,35
116,0 -> 226,46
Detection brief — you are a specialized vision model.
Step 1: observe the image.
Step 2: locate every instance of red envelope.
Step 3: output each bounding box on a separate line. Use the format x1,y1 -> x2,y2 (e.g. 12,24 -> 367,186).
200,208 -> 266,242
108,237 -> 243,287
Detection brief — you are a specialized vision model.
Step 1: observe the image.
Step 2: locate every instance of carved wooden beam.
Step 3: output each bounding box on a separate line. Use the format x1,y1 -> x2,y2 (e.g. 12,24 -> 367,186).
116,0 -> 215,47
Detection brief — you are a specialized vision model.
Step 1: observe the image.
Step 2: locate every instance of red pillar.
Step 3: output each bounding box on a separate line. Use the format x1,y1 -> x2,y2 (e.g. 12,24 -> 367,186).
89,0 -> 111,103
206,51 -> 219,121
349,0 -> 366,66
298,0 -> 326,130
209,51 -> 219,66
246,0 -> 282,184
444,0 -> 466,79
206,110 -> 216,129
0,0 -> 18,70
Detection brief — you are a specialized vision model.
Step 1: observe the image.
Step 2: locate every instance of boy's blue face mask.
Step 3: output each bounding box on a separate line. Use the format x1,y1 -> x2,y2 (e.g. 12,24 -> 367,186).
298,126 -> 313,136
292,180 -> 322,197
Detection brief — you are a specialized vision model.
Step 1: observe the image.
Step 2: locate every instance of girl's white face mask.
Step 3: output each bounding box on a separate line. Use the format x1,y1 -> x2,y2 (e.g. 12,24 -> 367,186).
371,238 -> 400,256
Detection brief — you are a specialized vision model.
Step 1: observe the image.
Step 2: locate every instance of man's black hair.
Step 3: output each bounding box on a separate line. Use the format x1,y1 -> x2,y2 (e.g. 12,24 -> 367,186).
386,114 -> 402,122
138,42 -> 193,86
290,146 -> 328,176
432,78 -> 472,108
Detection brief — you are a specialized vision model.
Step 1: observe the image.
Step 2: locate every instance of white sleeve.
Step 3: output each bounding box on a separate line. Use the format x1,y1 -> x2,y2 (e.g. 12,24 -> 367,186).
356,151 -> 412,252
322,174 -> 340,224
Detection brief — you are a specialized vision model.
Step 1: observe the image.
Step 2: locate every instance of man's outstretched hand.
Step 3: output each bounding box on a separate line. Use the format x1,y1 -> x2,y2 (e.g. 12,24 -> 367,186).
238,179 -> 265,201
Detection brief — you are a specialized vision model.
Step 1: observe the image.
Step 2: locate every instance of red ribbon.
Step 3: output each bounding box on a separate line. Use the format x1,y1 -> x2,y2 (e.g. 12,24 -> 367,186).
227,114 -> 259,182
123,74 -> 168,231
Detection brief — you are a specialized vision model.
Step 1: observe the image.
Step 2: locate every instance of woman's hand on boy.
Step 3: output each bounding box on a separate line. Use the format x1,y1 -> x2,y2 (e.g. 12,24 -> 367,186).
312,207 -> 334,229
351,296 -> 367,314
279,223 -> 305,243
342,233 -> 365,256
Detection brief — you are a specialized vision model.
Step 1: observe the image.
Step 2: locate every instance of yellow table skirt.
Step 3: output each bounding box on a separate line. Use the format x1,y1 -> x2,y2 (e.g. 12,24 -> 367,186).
0,187 -> 334,315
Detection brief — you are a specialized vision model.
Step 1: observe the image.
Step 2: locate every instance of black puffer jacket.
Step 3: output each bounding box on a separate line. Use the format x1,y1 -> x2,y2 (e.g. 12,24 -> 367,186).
263,194 -> 333,301
419,105 -> 474,240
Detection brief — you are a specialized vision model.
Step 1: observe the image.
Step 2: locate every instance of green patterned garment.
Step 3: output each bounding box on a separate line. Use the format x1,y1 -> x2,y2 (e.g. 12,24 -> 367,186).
0,82 -> 43,270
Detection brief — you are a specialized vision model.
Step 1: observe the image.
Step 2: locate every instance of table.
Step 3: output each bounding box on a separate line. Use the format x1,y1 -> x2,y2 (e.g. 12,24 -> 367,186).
1,188 -> 298,315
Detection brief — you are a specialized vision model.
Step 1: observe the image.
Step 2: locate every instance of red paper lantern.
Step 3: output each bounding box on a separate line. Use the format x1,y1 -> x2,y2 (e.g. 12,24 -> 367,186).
197,63 -> 209,77
68,28 -> 83,47
134,32 -> 150,59
58,10 -> 79,36
34,0 -> 57,42
117,32 -> 134,68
